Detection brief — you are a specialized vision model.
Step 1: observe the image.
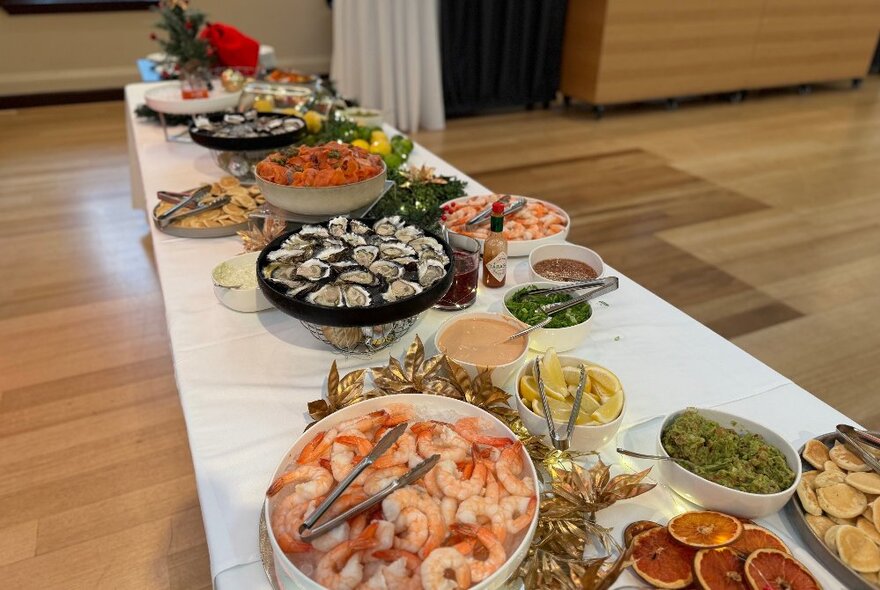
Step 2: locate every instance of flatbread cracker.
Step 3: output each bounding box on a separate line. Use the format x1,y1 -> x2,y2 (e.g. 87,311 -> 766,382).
806,514 -> 835,539
847,472 -> 880,495
856,517 -> 880,545
830,440 -> 870,472
837,525 -> 880,573
798,477 -> 823,516
818,483 -> 869,519
804,439 -> 831,470
815,470 -> 847,488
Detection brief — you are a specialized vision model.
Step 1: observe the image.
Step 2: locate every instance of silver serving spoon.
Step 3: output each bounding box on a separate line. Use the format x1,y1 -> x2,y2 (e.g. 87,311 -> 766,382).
617,447 -> 733,472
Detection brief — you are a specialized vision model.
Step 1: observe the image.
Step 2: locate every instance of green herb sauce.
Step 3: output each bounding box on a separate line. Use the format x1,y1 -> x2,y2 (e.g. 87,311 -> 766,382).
505,286 -> 592,329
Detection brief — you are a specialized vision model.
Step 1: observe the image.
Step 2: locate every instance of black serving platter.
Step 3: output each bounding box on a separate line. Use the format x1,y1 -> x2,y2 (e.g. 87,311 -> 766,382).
256,220 -> 455,327
189,113 -> 305,151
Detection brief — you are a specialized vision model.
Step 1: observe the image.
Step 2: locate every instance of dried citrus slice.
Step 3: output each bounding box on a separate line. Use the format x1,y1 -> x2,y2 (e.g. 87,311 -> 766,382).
695,547 -> 748,590
630,526 -> 696,589
805,514 -> 835,540
797,477 -> 823,516
744,549 -> 821,590
624,520 -> 661,546
814,470 -> 846,488
728,523 -> 790,556
667,511 -> 743,549
802,439 -> 830,470
846,472 -> 880,495
829,440 -> 869,472
817,483 -> 868,519
837,525 -> 880,573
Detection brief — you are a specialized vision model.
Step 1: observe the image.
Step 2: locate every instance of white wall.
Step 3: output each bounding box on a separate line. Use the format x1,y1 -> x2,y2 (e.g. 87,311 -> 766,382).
0,0 -> 333,96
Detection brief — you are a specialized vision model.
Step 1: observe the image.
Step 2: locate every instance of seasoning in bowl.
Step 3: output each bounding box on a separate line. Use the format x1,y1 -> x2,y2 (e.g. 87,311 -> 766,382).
506,286 -> 592,329
533,258 -> 598,282
437,316 -> 526,366
661,409 -> 796,494
213,260 -> 258,289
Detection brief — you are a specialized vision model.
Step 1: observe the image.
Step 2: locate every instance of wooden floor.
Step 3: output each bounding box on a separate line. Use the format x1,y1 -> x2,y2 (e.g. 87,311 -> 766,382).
1,79 -> 879,588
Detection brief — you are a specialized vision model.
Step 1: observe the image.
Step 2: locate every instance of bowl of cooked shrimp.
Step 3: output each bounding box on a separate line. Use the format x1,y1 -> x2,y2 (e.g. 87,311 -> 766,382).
255,142 -> 387,216
264,395 -> 540,590
441,194 -> 570,257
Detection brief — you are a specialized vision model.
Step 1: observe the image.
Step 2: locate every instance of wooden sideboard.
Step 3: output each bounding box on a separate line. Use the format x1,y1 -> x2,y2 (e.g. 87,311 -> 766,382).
560,0 -> 880,106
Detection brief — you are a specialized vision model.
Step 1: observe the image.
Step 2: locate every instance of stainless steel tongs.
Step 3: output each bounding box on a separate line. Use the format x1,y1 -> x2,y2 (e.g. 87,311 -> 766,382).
836,424 -> 880,474
534,358 -> 587,451
464,195 -> 526,228
294,423 -> 440,541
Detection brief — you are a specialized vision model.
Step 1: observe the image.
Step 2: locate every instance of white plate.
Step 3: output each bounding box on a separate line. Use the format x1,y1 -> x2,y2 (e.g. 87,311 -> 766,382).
265,394 -> 540,590
144,81 -> 241,115
441,195 -> 570,257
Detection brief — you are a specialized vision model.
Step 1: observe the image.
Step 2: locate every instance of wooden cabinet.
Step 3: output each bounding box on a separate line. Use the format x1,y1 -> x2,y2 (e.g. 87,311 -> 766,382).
561,0 -> 880,106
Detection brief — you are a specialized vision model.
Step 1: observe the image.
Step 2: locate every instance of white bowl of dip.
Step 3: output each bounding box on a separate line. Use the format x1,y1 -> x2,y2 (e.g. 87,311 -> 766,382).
528,243 -> 604,284
212,251 -> 273,313
433,312 -> 529,387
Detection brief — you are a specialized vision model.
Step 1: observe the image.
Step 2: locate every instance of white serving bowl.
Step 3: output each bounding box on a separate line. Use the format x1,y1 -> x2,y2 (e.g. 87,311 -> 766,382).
656,408 -> 801,519
441,195 -> 570,257
265,394 -> 540,590
528,243 -> 604,283
342,107 -> 383,128
514,356 -> 625,452
212,252 -> 273,313
433,312 -> 530,387
501,282 -> 592,352
255,162 -> 387,216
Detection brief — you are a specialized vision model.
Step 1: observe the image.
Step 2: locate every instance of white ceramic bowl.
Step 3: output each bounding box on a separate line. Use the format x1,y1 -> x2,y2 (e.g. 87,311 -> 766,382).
514,356 -> 625,452
441,195 -> 570,257
528,243 -> 604,283
255,163 -> 387,216
501,282 -> 592,352
265,394 -> 540,590
433,312 -> 529,387
656,408 -> 802,519
212,252 -> 273,313
342,107 -> 383,128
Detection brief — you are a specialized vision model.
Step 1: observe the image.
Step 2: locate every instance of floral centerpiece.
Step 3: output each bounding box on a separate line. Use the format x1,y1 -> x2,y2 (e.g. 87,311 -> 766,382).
150,0 -> 214,97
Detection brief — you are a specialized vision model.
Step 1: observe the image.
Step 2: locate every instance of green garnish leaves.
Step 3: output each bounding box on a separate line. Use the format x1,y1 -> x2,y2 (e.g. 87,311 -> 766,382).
505,286 -> 592,329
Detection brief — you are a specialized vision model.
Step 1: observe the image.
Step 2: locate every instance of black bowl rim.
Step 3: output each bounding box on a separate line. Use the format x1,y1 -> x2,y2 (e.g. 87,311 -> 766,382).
189,113 -> 306,151
256,219 -> 455,327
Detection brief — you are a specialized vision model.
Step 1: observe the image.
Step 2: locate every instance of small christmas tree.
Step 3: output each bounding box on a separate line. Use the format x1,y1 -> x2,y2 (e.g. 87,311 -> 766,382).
150,0 -> 213,74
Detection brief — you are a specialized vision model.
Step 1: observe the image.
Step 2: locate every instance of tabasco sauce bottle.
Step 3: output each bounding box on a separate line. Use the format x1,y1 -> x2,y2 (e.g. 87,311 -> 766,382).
482,201 -> 508,288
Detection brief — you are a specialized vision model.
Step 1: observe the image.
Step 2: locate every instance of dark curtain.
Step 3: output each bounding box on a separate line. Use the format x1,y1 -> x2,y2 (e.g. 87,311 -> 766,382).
440,0 -> 568,116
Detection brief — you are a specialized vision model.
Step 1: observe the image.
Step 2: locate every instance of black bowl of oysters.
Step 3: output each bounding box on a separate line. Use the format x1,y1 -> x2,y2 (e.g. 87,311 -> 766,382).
189,110 -> 305,151
257,216 -> 454,328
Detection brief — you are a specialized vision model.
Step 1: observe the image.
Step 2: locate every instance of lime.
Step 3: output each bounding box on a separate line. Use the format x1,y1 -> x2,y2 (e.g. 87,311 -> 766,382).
590,390 -> 623,424
381,153 -> 403,169
350,139 -> 370,151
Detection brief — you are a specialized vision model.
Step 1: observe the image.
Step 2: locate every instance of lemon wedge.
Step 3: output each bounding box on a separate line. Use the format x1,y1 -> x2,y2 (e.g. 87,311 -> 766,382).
531,397 -> 598,426
519,376 -> 540,404
587,366 -> 622,400
562,364 -> 591,389
542,348 -> 567,390
590,390 -> 623,424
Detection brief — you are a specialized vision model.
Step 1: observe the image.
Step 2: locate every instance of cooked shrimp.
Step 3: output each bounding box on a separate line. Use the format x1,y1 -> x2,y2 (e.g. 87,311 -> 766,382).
451,523 -> 507,583
384,403 -> 415,426
382,488 -> 446,558
440,496 -> 458,527
423,465 -> 444,498
434,458 -> 487,501
332,431 -> 373,482
419,547 -> 471,590
316,522 -> 379,590
444,195 -> 567,241
271,495 -> 316,553
455,495 -> 506,543
452,417 -> 513,448
411,421 -> 470,462
363,465 -> 409,496
495,442 -> 535,497
499,495 -> 537,534
393,506 -> 429,553
483,471 -> 502,504
266,464 -> 334,499
297,429 -> 337,464
371,550 -> 422,590
311,520 -> 350,553
372,431 -> 416,469
337,410 -> 388,435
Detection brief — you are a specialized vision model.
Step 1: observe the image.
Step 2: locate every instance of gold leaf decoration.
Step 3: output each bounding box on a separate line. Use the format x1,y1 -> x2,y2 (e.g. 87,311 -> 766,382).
303,337 -> 654,589
237,216 -> 287,253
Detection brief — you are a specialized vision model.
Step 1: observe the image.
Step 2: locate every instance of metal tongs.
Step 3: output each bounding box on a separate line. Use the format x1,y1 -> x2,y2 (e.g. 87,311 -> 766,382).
155,186 -> 230,228
534,359 -> 587,451
836,424 -> 880,474
464,195 -> 527,229
296,423 -> 440,541
506,276 -> 620,341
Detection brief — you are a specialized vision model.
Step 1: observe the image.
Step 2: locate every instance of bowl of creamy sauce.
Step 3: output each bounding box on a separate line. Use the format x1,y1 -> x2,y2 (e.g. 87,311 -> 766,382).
434,312 -> 529,386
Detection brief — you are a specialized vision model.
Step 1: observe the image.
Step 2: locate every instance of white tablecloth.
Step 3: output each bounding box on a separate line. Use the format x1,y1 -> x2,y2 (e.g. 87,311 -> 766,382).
123,83 -> 852,589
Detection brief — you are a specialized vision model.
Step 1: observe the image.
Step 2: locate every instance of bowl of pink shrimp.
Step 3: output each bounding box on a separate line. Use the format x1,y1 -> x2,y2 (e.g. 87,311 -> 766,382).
441,195 -> 570,257
264,395 -> 540,590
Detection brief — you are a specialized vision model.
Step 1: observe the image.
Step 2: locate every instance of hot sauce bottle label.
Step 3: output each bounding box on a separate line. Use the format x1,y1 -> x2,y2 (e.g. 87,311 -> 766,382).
486,251 -> 507,282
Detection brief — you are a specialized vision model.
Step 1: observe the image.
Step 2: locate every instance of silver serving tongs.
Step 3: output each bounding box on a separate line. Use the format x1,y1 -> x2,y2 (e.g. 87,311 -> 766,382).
836,424 -> 880,474
464,195 -> 526,228
534,359 -> 587,451
156,185 -> 210,223
505,276 -> 620,341
157,195 -> 230,228
297,423 -> 439,541
512,278 -> 608,300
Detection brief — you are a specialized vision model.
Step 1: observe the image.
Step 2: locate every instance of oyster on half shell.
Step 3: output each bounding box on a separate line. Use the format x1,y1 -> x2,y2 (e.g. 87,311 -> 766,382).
353,245 -> 379,267
379,242 -> 416,259
342,284 -> 372,307
417,259 -> 446,287
295,259 -> 331,281
328,216 -> 348,237
307,284 -> 343,307
369,259 -> 404,281
339,268 -> 378,286
382,279 -> 423,302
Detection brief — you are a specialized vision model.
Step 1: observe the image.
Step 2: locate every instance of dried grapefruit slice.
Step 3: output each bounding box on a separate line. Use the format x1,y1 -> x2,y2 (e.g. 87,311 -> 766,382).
624,519 -> 661,546
728,523 -> 790,556
668,511 -> 744,549
744,548 -> 821,590
695,547 -> 748,590
630,526 -> 696,589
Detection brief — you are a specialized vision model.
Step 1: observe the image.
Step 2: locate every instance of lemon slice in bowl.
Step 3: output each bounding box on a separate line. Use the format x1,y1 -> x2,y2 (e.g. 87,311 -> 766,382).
520,374 -> 567,403
587,366 -> 622,400
542,348 -> 567,391
590,390 -> 623,424
530,394 -> 599,425
562,365 -> 591,389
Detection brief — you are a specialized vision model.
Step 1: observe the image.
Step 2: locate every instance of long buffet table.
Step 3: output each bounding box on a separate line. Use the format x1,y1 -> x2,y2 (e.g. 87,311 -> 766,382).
124,82 -> 852,589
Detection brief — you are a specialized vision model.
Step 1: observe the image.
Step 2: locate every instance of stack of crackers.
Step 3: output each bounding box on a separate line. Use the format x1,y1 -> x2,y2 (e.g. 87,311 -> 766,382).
798,438 -> 880,585
156,176 -> 265,229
